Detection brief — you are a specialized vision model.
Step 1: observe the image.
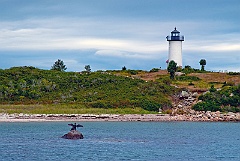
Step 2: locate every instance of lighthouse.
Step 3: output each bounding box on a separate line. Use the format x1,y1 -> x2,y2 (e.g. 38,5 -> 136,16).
166,27 -> 184,67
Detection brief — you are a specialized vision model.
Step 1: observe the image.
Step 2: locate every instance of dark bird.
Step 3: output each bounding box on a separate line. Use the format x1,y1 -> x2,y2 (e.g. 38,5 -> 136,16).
68,123 -> 83,131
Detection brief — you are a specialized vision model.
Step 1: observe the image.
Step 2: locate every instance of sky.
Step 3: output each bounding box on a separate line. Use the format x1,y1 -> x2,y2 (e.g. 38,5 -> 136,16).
0,0 -> 240,72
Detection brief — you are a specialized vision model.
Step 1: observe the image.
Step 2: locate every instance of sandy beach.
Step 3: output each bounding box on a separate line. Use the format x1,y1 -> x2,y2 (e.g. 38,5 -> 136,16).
1,112 -> 240,122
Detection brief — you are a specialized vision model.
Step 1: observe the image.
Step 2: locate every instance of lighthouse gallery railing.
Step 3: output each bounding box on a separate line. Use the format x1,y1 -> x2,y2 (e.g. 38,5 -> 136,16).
166,36 -> 184,41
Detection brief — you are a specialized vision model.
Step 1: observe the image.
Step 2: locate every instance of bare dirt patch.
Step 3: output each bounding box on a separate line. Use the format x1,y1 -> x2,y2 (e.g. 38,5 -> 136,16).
137,70 -> 168,81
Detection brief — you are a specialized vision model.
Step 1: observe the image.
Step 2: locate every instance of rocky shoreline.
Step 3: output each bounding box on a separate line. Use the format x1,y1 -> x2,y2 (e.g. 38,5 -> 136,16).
1,112 -> 240,122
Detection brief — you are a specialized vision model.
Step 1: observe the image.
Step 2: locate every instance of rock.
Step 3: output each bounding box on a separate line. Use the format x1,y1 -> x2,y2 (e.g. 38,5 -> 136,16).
175,72 -> 185,76
192,92 -> 198,98
177,104 -> 183,108
62,130 -> 84,140
181,91 -> 190,98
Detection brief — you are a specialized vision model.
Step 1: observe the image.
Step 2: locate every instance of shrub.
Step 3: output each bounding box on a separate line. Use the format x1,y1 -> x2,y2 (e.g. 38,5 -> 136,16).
194,84 -> 240,112
176,76 -> 200,81
193,101 -> 221,112
157,76 -> 172,85
150,68 -> 159,73
122,66 -> 127,71
228,72 -> 240,75
209,85 -> 217,92
90,101 -> 113,109
136,99 -> 160,112
127,70 -> 138,75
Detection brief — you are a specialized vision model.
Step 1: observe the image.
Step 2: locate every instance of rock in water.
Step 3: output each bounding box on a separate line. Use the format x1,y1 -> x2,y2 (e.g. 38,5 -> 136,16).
62,130 -> 84,139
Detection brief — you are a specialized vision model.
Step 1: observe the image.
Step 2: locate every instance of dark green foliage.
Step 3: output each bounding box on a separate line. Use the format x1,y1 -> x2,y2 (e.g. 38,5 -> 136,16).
193,85 -> 240,112
127,70 -> 138,75
181,65 -> 195,74
193,101 -> 221,112
51,59 -> 67,72
199,59 -> 206,71
138,99 -> 160,111
228,72 -> 240,75
181,65 -> 207,74
85,65 -> 91,73
209,85 -> 217,92
0,67 -> 175,112
122,66 -> 127,71
157,76 -> 172,85
149,68 -> 159,73
176,76 -> 200,81
176,67 -> 182,72
167,60 -> 177,79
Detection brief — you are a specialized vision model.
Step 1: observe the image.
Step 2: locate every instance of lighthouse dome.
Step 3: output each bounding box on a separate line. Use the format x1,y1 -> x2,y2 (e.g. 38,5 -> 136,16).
171,27 -> 180,33
166,27 -> 184,41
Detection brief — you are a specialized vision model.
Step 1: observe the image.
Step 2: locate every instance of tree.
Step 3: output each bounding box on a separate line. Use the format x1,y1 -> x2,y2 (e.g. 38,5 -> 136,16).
122,66 -> 127,71
167,60 -> 177,79
199,59 -> 206,71
85,65 -> 91,73
51,59 -> 67,72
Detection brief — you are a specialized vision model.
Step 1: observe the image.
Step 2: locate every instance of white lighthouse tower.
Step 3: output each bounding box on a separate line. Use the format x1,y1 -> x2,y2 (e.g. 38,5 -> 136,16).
166,27 -> 184,67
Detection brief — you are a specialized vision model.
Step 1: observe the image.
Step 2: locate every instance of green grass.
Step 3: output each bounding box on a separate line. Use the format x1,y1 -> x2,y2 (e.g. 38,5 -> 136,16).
0,104 -> 156,114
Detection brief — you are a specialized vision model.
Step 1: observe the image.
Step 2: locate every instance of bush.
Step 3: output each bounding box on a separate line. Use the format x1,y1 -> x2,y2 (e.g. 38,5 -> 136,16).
138,99 -> 160,112
157,76 -> 172,85
90,101 -> 113,109
228,72 -> 240,75
150,68 -> 159,73
127,70 -> 138,75
176,76 -> 200,81
193,101 -> 221,112
194,84 -> 240,112
122,66 -> 127,71
0,67 -> 176,112
209,85 -> 217,92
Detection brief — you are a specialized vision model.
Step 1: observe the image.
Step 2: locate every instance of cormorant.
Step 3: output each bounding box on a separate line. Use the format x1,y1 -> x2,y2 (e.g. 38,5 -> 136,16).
68,123 -> 83,131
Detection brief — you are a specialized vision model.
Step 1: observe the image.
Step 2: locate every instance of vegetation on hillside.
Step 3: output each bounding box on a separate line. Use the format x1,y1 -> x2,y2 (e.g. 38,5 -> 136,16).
0,64 -> 239,114
193,84 -> 240,112
167,60 -> 177,79
0,66 -> 175,112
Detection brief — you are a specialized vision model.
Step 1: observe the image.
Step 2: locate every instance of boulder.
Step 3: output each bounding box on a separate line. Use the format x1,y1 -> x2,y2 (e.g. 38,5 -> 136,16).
175,72 -> 185,76
181,91 -> 190,98
62,130 -> 84,139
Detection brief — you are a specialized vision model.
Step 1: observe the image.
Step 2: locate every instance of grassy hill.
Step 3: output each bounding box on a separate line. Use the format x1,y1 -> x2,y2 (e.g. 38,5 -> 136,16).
0,66 -> 176,114
137,69 -> 240,113
0,66 -> 239,114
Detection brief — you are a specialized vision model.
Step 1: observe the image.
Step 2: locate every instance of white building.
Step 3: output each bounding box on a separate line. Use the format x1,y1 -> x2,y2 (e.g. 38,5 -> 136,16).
166,27 -> 184,67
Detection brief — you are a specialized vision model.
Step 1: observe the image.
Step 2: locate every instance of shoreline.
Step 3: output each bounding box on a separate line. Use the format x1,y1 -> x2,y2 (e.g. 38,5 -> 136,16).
1,112 -> 240,122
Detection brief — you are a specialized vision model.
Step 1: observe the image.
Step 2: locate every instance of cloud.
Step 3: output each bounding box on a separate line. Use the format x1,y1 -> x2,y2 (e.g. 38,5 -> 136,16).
0,17 -> 239,71
0,18 -> 168,59
95,49 -> 152,59
1,18 -> 240,54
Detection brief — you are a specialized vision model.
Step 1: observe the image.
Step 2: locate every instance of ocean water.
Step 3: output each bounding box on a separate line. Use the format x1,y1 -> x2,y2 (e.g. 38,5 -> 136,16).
0,121 -> 239,161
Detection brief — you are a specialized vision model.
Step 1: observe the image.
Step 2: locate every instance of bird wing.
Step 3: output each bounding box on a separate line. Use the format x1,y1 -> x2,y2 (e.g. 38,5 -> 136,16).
68,124 -> 74,126
76,124 -> 83,127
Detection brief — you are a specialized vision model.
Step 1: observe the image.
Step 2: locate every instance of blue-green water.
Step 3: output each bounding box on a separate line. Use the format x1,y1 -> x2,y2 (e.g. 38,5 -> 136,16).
0,122 -> 239,161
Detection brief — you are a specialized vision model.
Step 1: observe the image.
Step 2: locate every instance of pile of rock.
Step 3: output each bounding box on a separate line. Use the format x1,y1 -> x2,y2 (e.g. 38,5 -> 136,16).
62,130 -> 83,139
171,90 -> 199,115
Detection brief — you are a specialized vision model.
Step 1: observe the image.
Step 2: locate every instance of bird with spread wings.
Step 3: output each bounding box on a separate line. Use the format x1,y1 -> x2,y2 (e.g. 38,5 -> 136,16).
68,123 -> 83,131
